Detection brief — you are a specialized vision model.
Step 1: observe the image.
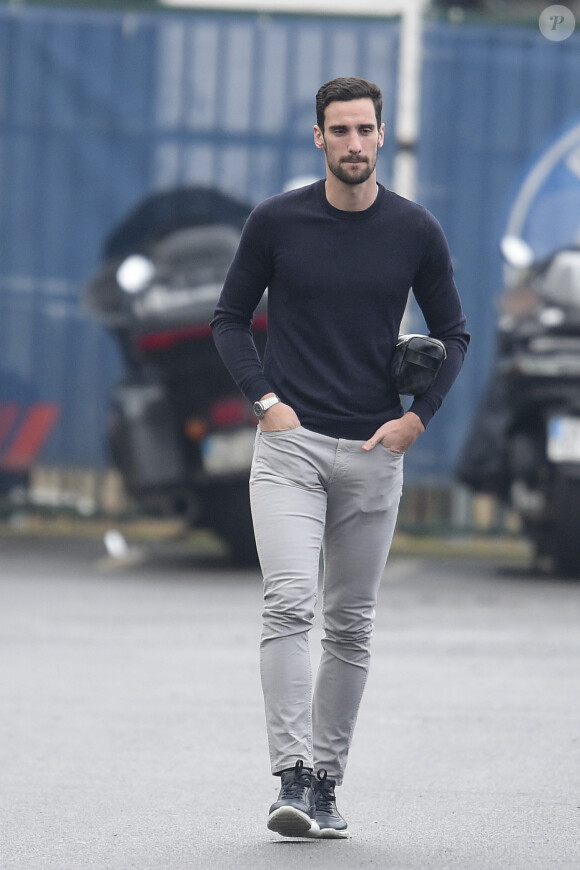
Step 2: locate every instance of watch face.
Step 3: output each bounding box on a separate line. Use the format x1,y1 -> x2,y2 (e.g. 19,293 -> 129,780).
253,401 -> 264,418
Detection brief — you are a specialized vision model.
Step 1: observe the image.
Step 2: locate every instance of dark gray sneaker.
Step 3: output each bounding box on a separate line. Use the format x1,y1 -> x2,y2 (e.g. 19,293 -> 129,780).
267,760 -> 319,838
311,770 -> 350,838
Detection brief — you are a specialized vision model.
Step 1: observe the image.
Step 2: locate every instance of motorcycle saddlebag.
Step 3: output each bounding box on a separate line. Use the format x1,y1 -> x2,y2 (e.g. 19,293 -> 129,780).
390,334 -> 447,396
107,379 -> 187,495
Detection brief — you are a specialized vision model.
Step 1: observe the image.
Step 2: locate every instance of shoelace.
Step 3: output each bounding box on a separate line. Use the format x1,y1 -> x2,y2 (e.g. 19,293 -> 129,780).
314,769 -> 336,812
281,760 -> 312,799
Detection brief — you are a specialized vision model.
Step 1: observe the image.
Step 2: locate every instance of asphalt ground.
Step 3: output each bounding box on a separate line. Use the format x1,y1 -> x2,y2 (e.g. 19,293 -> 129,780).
1,528 -> 579,869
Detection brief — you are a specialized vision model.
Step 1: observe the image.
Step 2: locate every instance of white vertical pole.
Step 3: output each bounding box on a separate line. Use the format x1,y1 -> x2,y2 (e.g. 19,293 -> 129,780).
393,0 -> 427,332
393,2 -> 468,525
392,0 -> 426,201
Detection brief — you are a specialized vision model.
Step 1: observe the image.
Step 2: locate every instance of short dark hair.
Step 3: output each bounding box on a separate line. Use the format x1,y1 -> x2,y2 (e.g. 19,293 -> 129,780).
315,77 -> 383,132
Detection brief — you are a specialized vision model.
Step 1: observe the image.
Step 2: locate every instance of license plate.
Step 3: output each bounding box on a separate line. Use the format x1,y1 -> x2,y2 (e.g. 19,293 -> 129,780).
547,416 -> 580,463
201,429 -> 256,475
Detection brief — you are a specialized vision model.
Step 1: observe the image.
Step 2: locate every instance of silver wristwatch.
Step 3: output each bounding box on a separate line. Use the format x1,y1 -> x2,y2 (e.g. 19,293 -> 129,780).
253,395 -> 281,419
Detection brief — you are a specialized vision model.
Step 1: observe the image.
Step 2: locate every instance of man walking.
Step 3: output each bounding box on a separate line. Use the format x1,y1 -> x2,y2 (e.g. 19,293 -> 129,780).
211,77 -> 469,839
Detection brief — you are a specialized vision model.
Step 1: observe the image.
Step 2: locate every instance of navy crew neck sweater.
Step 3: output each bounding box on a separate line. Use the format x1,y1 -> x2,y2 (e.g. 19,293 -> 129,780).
211,180 -> 469,440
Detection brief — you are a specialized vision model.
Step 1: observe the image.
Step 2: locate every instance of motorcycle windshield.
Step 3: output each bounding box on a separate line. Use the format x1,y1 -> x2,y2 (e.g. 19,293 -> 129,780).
541,249 -> 580,308
84,224 -> 250,331
83,186 -> 254,330
505,116 -> 580,261
524,170 -> 580,262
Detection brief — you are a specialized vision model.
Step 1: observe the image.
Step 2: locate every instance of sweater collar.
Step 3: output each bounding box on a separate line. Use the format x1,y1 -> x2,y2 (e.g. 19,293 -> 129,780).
317,178 -> 385,220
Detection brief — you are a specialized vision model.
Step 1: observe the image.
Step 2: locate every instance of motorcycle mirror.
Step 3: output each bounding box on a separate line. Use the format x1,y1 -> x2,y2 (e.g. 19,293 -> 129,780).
116,254 -> 155,294
500,236 -> 534,269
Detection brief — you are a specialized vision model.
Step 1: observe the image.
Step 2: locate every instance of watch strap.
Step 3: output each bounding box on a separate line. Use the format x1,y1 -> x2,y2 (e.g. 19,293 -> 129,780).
259,395 -> 280,412
254,395 -> 281,417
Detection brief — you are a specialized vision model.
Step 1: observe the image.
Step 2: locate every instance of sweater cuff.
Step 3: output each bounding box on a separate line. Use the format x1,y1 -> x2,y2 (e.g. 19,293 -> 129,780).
408,396 -> 436,429
247,377 -> 276,405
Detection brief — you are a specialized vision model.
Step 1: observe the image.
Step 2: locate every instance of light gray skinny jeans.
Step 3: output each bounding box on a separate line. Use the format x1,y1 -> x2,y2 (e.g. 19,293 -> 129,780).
249,425 -> 403,785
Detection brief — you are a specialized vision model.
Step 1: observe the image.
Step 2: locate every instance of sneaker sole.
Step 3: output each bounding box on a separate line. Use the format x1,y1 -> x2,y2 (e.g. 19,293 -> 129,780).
267,806 -> 319,838
316,826 -> 350,839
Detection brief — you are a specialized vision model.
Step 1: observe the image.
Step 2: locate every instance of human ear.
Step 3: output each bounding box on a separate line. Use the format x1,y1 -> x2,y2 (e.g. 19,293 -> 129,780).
313,125 -> 325,150
378,123 -> 385,148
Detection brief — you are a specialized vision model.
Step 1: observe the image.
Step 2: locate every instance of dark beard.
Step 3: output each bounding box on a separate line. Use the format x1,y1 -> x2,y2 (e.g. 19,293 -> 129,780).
327,157 -> 376,186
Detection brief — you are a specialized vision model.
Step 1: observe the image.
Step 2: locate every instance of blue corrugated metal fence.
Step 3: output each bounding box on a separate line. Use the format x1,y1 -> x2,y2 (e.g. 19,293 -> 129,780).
1,5 -> 580,481
413,21 -> 580,478
0,5 -> 400,468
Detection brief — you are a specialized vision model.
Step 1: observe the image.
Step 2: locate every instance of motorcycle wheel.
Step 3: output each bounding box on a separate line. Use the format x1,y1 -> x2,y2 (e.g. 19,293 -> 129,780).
204,482 -> 259,568
552,471 -> 580,578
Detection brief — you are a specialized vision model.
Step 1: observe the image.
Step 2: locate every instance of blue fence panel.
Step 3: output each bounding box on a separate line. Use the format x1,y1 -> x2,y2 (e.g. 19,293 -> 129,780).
0,6 -> 399,467
3,7 -> 580,482
411,21 -> 580,481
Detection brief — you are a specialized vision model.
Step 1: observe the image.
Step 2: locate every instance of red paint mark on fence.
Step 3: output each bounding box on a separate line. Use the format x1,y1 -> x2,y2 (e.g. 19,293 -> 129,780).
1,403 -> 60,470
0,402 -> 20,450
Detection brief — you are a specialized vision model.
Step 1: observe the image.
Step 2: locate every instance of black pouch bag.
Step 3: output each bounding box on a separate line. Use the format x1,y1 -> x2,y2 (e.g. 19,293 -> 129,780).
390,334 -> 447,396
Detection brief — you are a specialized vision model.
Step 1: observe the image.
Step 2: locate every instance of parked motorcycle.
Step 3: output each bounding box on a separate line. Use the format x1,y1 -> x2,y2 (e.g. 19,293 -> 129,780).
84,186 -> 266,565
457,237 -> 580,575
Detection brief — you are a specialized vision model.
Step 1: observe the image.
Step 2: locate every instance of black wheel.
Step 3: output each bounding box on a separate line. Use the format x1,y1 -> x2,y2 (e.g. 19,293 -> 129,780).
551,472 -> 580,577
0,470 -> 30,497
204,482 -> 259,567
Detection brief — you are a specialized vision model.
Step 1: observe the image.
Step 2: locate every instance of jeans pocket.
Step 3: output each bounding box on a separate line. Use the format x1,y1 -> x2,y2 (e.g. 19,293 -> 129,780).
380,444 -> 405,457
251,426 -> 317,489
259,425 -> 304,436
354,447 -> 404,513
